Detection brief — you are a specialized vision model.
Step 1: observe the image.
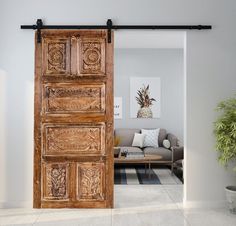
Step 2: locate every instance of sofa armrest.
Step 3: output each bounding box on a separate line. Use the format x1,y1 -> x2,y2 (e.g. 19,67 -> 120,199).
167,133 -> 179,147
171,146 -> 184,162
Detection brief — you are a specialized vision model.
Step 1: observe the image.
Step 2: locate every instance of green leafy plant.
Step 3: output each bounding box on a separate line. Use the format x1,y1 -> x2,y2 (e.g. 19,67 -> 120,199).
214,95 -> 236,170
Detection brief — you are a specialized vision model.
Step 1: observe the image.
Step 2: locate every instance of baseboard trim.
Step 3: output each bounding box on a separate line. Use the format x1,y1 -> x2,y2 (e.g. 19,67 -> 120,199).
0,201 -> 32,208
183,200 -> 227,209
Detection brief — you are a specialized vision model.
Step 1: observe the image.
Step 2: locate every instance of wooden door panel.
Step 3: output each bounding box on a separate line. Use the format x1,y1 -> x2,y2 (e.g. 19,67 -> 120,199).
42,162 -> 70,201
34,30 -> 113,208
43,83 -> 105,114
77,162 -> 105,201
42,35 -> 106,78
43,123 -> 105,156
78,38 -> 106,75
42,38 -> 71,76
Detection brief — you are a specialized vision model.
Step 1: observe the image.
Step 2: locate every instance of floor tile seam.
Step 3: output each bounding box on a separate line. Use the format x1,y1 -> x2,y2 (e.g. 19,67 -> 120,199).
164,190 -> 193,226
162,185 -> 192,226
110,208 -> 114,226
32,209 -> 44,225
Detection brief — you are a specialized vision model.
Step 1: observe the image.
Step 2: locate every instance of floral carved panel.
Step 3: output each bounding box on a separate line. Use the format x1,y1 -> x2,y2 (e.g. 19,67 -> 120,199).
44,124 -> 105,155
42,38 -> 70,75
78,38 -> 105,75
77,163 -> 105,201
43,83 -> 105,113
42,163 -> 69,200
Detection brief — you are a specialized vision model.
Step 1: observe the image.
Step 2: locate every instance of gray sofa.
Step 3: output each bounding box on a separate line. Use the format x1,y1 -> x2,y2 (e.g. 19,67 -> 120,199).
114,128 -> 183,173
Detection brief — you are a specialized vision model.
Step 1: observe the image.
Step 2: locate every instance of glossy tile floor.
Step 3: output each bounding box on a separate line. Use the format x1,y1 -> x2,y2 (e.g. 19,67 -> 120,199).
0,185 -> 236,226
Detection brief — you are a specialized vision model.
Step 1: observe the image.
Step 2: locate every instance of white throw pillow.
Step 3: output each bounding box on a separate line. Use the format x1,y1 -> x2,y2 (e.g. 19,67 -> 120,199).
141,128 -> 160,147
163,139 -> 171,149
132,133 -> 146,148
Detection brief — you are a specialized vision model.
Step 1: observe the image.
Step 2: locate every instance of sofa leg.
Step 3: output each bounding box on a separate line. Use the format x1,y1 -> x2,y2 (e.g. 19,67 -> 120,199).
171,164 -> 174,175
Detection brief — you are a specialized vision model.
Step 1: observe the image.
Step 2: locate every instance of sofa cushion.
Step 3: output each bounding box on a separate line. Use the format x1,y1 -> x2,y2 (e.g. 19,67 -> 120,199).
143,147 -> 172,161
163,139 -> 171,149
120,146 -> 143,154
141,128 -> 159,147
132,133 -> 146,148
158,128 -> 167,147
115,128 -> 141,146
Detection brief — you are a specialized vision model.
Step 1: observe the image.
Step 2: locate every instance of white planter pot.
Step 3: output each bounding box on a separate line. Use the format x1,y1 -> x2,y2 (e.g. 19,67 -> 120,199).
225,186 -> 236,214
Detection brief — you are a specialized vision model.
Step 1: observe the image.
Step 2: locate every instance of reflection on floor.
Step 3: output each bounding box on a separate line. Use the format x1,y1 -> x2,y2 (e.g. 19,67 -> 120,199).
1,185 -> 236,226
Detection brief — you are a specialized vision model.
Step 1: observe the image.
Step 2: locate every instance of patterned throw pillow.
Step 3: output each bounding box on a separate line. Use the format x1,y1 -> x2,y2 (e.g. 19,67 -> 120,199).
141,128 -> 160,147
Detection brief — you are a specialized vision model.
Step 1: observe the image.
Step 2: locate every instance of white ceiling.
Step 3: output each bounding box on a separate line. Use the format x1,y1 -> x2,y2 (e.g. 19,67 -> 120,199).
114,30 -> 185,49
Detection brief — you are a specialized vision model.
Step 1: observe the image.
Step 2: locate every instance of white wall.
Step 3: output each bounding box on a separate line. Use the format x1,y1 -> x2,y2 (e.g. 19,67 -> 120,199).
0,0 -> 236,207
114,49 -> 184,142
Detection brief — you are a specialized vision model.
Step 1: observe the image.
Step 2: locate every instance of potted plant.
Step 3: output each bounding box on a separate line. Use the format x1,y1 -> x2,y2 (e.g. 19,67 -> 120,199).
136,84 -> 156,118
114,136 -> 121,158
213,95 -> 236,214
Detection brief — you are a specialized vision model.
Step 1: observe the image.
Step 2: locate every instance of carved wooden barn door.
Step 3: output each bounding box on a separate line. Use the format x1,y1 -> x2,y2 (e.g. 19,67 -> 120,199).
34,30 -> 114,208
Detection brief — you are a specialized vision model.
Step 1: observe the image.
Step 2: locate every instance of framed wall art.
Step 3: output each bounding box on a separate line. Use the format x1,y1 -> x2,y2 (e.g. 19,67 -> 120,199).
130,77 -> 161,118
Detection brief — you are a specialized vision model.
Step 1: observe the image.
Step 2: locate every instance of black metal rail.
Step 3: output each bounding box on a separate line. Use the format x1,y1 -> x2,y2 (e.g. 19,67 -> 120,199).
21,19 -> 212,43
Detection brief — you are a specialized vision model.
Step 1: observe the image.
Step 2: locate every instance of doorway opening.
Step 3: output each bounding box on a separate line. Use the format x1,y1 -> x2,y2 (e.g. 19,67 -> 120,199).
113,30 -> 186,207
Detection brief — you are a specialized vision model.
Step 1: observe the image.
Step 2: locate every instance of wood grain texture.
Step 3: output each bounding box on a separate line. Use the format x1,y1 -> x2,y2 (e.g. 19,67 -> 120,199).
77,162 -> 105,201
42,37 -> 71,75
42,162 -> 70,200
43,83 -> 105,114
34,33 -> 43,208
78,37 -> 106,75
34,30 -> 114,208
42,123 -> 105,156
105,31 -> 114,208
